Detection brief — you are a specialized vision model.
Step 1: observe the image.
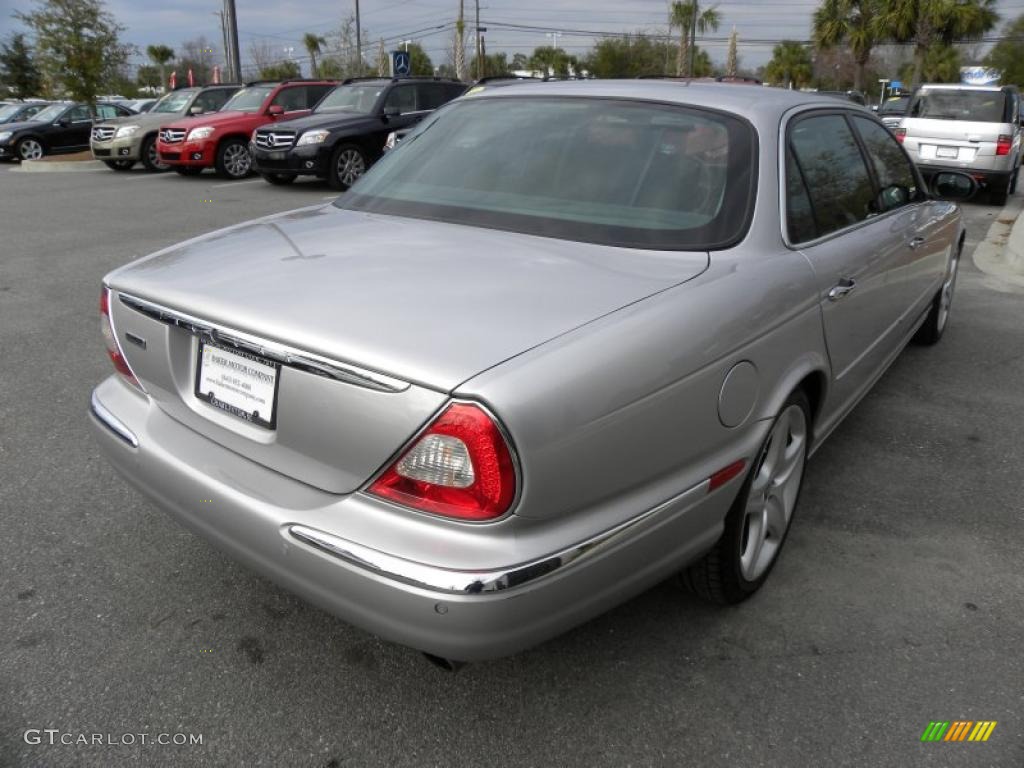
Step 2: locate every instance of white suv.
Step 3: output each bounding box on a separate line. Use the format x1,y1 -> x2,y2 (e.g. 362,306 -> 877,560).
897,84 -> 1021,204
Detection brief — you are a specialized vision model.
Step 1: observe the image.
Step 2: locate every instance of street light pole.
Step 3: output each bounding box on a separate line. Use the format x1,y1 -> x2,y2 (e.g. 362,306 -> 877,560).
355,0 -> 362,75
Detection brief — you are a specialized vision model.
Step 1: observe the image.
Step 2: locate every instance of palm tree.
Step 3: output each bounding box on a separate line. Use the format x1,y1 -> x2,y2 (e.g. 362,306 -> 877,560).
146,44 -> 175,91
455,0 -> 467,81
303,33 -> 326,78
765,41 -> 813,89
877,0 -> 998,86
725,27 -> 739,77
670,1 -> 720,77
813,0 -> 881,92
377,39 -> 388,76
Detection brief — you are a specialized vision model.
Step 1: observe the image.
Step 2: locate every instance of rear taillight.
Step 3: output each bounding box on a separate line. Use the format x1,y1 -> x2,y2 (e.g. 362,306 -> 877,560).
100,286 -> 142,390
997,134 -> 1012,156
894,127 -> 906,143
368,402 -> 517,521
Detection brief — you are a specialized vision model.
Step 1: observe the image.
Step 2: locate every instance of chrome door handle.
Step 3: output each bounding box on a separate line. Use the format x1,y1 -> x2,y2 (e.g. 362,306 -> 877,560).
908,236 -> 926,249
827,278 -> 856,301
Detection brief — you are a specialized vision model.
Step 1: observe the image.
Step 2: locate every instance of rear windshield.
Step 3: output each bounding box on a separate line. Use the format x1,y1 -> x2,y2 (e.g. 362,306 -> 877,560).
151,90 -> 197,114
335,97 -> 756,250
909,89 -> 1009,122
879,97 -> 908,115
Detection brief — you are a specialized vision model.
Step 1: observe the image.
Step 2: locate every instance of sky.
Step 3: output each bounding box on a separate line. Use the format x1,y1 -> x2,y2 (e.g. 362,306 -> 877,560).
3,0 -> 1024,75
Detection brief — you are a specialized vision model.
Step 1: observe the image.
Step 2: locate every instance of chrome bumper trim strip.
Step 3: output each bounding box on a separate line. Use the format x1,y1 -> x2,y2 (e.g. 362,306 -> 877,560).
90,390 -> 139,448
288,480 -> 710,595
117,292 -> 410,393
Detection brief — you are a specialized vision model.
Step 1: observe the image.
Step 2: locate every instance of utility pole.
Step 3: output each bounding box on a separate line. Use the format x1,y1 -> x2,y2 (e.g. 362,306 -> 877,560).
225,0 -> 241,83
688,1 -> 697,77
355,0 -> 362,75
215,11 -> 231,82
475,0 -> 482,80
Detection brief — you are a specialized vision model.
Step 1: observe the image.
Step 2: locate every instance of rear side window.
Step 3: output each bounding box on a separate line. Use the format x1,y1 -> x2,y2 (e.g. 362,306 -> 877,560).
417,83 -> 463,110
68,105 -> 92,121
789,114 -> 876,238
851,115 -> 920,211
306,84 -> 334,107
909,89 -> 1009,122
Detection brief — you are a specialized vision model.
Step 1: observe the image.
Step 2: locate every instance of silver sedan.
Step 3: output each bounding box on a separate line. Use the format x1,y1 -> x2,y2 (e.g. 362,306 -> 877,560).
90,81 -> 972,665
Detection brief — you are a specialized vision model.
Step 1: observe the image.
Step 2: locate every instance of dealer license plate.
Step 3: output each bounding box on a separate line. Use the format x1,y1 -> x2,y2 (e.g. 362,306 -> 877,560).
195,340 -> 280,429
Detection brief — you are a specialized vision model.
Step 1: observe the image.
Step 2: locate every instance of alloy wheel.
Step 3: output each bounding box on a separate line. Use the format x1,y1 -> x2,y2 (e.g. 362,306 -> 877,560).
223,143 -> 251,178
936,251 -> 959,334
19,139 -> 43,161
336,148 -> 366,187
148,140 -> 168,170
739,403 -> 807,582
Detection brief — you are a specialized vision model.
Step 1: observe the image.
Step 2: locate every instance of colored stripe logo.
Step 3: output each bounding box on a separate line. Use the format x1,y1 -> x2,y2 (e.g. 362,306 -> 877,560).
921,721 -> 997,742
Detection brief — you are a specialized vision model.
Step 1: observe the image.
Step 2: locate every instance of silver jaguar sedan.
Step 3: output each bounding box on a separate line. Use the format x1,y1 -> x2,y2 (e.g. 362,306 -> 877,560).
90,81 -> 973,665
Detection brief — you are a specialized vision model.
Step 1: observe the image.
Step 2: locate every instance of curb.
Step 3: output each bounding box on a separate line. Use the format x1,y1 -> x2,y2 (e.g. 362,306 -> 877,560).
971,193 -> 1024,289
14,159 -> 106,173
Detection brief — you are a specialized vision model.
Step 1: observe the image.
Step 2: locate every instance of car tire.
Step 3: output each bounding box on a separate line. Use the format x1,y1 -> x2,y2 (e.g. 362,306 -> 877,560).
215,137 -> 252,180
104,160 -> 135,171
328,143 -> 368,190
261,172 -> 296,186
173,166 -> 204,177
912,239 -> 961,346
140,134 -> 168,172
15,137 -> 45,162
681,389 -> 811,605
990,175 -> 1010,206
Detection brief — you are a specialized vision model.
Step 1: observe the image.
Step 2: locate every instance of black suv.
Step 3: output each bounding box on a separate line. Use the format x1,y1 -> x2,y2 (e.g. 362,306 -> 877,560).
250,77 -> 467,189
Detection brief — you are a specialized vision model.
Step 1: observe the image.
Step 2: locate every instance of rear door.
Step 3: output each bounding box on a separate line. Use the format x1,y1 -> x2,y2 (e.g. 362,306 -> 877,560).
54,104 -> 93,150
785,111 -> 918,413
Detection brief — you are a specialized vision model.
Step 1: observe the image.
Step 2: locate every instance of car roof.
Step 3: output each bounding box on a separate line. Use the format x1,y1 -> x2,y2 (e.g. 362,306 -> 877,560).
468,79 -> 856,118
916,83 -> 1012,92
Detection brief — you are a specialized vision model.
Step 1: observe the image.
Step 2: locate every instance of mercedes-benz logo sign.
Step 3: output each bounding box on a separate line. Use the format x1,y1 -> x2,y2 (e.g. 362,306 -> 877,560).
267,133 -> 276,144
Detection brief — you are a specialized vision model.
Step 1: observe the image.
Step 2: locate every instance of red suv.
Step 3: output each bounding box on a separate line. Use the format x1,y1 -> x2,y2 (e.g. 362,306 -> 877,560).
156,79 -> 336,179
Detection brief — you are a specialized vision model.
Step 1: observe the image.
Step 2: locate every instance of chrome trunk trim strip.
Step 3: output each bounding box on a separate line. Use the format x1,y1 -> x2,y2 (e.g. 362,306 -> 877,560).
287,480 -> 710,595
117,293 -> 411,393
90,390 -> 139,448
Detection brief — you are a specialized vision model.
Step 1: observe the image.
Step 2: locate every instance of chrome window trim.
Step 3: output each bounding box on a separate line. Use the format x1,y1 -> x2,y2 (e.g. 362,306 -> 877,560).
288,478 -> 711,595
778,106 -> 926,251
117,292 -> 411,393
90,390 -> 139,448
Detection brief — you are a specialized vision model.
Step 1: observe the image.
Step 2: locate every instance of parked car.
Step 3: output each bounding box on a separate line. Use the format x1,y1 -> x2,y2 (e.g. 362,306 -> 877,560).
92,85 -> 243,172
156,79 -> 336,179
0,101 -> 49,125
897,83 -> 1022,204
877,95 -> 910,130
250,77 -> 466,188
119,98 -> 158,114
91,81 -> 972,665
0,102 -> 133,161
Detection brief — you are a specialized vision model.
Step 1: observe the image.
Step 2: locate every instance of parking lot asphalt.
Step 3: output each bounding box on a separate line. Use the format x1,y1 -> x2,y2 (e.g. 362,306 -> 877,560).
1,163 -> 1022,768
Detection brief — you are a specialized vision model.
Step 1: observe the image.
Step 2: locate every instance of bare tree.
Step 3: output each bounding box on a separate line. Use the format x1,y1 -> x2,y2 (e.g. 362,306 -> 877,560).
248,40 -> 275,74
454,0 -> 466,80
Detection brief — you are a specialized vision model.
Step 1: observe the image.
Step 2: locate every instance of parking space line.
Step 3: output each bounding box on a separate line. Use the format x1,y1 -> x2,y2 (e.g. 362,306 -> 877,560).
211,178 -> 265,188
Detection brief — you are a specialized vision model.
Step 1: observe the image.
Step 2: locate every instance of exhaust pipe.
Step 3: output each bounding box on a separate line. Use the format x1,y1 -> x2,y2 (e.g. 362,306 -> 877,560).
422,652 -> 465,673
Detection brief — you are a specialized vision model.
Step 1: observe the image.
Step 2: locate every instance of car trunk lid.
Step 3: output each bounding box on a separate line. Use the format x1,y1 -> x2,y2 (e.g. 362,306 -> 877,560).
106,205 -> 709,493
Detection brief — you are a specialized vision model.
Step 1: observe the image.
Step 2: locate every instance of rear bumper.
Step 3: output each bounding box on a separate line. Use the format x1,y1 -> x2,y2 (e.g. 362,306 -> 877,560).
89,375 -> 734,660
916,163 -> 1012,187
251,144 -> 327,176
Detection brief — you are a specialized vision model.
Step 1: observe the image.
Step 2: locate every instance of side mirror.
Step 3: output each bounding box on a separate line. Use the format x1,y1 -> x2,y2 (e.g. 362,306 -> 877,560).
266,105 -> 285,117
930,171 -> 977,202
382,106 -> 400,118
189,105 -> 204,115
